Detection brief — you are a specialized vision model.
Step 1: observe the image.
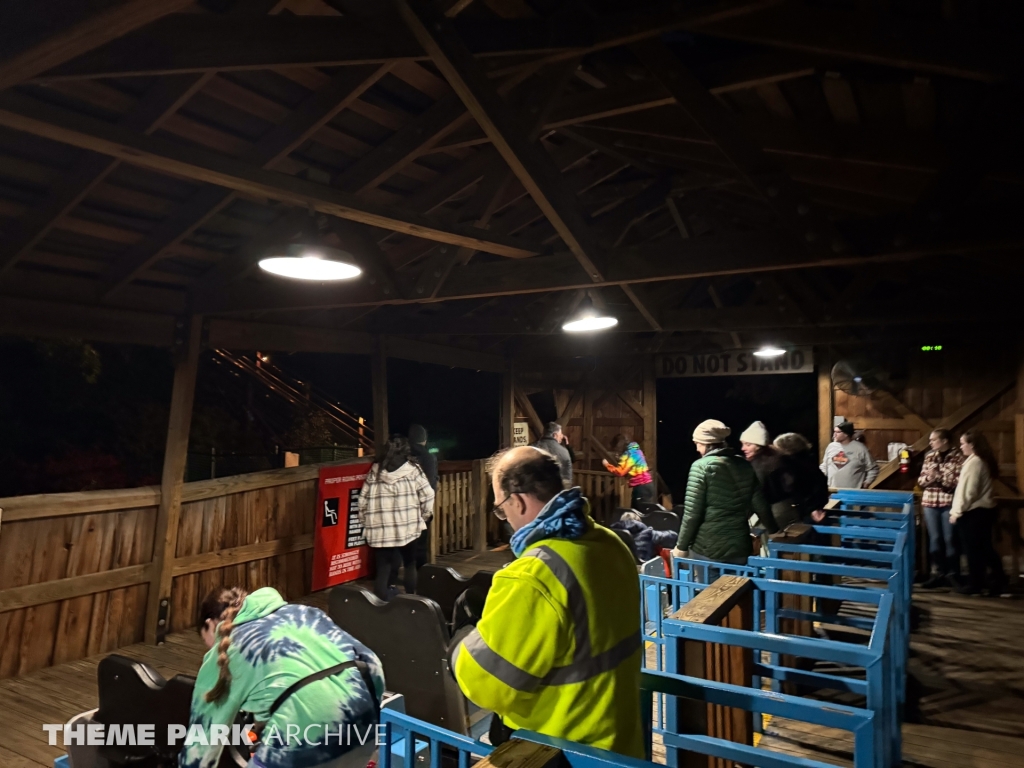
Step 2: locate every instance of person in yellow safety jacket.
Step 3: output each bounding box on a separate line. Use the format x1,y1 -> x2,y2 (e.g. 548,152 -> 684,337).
450,446 -> 644,758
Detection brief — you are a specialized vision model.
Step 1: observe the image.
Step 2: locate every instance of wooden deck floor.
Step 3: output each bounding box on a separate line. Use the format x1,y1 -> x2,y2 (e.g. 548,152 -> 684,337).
1,554 -> 1021,768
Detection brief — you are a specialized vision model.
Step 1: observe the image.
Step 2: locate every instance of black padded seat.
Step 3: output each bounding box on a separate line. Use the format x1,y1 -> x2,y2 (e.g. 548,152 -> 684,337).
94,654 -> 195,766
328,585 -> 470,735
417,565 -> 495,623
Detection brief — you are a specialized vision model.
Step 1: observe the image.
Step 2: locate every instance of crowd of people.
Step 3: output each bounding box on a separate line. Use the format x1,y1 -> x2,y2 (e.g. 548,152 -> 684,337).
175,419 -> 1010,768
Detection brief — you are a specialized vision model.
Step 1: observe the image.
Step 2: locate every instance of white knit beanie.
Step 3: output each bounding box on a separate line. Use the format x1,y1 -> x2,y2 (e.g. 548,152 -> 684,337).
739,421 -> 770,447
693,419 -> 731,444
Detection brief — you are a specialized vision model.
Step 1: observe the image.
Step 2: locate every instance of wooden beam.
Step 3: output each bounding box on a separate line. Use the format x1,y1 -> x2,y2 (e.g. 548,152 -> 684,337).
0,92 -> 540,260
198,234 -> 1021,315
171,535 -> 313,577
0,0 -> 193,91
688,3 -> 1003,82
818,354 -> 833,460
372,335 -> 389,454
100,64 -> 395,298
870,389 -> 934,437
871,376 -> 1015,488
630,39 -> 849,259
0,74 -> 207,280
514,384 -> 545,440
0,564 -> 155,614
1017,346 -> 1024,496
145,314 -> 203,644
399,0 -> 608,283
642,354 -> 658,484
500,358 -> 515,449
35,15 -> 584,81
0,295 -> 177,347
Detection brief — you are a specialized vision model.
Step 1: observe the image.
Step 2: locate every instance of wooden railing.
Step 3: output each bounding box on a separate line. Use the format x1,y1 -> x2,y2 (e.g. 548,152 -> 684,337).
431,468 -> 478,559
0,458 -> 637,678
669,575 -> 754,768
0,459 -> 363,678
575,469 -> 631,524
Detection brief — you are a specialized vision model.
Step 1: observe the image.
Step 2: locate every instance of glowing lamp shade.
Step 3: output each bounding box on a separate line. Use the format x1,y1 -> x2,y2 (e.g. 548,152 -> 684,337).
753,346 -> 786,358
562,297 -> 617,333
258,245 -> 361,281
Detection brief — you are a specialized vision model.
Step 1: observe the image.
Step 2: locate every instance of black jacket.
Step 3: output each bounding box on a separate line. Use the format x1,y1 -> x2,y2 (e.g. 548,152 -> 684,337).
533,436 -> 574,486
764,449 -> 830,528
409,442 -> 438,491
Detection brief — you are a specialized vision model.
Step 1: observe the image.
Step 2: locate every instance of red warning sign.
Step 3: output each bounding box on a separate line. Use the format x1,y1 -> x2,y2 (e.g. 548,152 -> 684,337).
312,461 -> 374,591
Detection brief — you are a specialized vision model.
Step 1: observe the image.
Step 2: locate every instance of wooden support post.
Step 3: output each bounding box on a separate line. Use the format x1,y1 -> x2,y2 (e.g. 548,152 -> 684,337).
471,458 -> 489,552
500,358 -> 515,449
1014,348 -> 1024,586
670,576 -> 754,768
145,315 -> 202,644
372,334 -> 389,456
817,353 -> 833,461
643,354 -> 659,495
583,388 -> 595,471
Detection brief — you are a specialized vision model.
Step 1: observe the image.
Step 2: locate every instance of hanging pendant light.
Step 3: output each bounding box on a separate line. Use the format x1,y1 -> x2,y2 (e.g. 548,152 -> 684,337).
259,244 -> 362,281
562,296 -> 618,333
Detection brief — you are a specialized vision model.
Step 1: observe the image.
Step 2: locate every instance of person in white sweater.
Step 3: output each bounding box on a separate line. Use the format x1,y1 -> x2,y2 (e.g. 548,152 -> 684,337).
949,430 -> 1007,596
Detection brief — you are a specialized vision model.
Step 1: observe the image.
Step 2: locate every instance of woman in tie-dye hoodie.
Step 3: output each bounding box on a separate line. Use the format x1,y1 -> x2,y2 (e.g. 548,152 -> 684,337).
180,587 -> 384,768
602,435 -> 656,508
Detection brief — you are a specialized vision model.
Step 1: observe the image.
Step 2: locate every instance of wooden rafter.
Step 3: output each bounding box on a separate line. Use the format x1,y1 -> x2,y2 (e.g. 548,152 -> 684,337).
193,233 -> 1019,315
631,40 -> 849,260
399,0 -> 662,330
0,92 -> 540,260
0,74 -> 208,280
0,0 -> 193,92
100,63 -> 393,299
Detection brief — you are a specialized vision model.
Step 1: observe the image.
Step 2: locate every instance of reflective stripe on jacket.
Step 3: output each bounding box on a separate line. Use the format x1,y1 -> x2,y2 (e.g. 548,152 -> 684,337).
452,521 -> 643,757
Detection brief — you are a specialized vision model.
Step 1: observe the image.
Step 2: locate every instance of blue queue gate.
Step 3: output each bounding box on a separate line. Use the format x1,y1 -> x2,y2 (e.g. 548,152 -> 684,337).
373,490 -> 918,768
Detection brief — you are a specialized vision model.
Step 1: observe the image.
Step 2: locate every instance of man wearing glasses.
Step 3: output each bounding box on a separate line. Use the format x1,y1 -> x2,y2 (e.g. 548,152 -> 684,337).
450,446 -> 643,757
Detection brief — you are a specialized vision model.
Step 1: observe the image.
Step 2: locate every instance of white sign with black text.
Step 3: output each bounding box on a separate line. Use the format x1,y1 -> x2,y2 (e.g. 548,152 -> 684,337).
512,421 -> 530,447
657,348 -> 814,378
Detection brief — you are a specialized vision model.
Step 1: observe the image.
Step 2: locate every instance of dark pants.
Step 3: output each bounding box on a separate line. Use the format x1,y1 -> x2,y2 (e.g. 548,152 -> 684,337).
957,507 -> 1006,592
373,541 -> 418,601
631,482 -> 656,507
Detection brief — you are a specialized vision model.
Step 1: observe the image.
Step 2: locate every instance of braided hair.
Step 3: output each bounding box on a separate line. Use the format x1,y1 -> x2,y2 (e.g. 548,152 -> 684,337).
197,586 -> 248,703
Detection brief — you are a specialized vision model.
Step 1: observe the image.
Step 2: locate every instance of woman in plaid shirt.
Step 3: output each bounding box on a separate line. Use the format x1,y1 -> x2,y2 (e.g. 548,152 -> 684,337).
918,428 -> 965,588
359,436 -> 435,601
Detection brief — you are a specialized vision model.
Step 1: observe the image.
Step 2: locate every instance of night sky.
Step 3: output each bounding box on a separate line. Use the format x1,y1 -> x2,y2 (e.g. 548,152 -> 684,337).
1,336 -> 820,497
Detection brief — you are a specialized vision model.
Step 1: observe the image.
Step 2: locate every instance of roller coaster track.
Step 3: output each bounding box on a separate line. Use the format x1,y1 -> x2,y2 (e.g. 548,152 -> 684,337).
211,349 -> 374,452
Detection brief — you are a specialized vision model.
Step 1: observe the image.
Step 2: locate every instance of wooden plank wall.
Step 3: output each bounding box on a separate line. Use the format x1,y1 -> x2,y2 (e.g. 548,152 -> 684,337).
0,461 -> 354,678
0,505 -> 155,678
517,360 -> 656,480
168,478 -> 318,633
830,346 -> 1019,490
431,470 -> 474,559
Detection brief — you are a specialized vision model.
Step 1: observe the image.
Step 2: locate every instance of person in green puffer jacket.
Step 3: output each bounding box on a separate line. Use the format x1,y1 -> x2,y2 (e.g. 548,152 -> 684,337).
673,420 -> 779,565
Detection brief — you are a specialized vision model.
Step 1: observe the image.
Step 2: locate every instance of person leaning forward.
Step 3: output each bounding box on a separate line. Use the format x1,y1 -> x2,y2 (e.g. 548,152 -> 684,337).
449,447 -> 644,757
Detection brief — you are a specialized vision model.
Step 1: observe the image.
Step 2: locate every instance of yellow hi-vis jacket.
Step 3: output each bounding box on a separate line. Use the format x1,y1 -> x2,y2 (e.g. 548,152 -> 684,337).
452,518 -> 643,757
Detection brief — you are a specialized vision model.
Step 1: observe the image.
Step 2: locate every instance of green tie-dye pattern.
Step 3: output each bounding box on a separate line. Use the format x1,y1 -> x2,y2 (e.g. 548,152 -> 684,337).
180,588 -> 384,768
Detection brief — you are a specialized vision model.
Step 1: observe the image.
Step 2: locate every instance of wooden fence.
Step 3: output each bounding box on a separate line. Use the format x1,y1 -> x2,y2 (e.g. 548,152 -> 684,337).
0,461 -> 358,678
431,469 -> 478,559
0,458 -> 634,679
576,470 -> 631,524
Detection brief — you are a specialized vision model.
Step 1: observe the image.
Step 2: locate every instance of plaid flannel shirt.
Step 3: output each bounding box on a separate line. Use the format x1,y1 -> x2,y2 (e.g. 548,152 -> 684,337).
917,447 -> 965,508
358,462 -> 435,548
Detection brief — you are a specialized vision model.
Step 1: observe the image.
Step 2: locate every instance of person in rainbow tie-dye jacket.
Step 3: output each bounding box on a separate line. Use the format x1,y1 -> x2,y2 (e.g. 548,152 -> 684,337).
602,435 -> 656,508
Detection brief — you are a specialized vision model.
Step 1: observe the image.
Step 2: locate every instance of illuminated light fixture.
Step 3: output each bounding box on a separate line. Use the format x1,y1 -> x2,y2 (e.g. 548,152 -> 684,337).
258,244 -> 361,281
753,346 -> 786,358
562,297 -> 617,333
